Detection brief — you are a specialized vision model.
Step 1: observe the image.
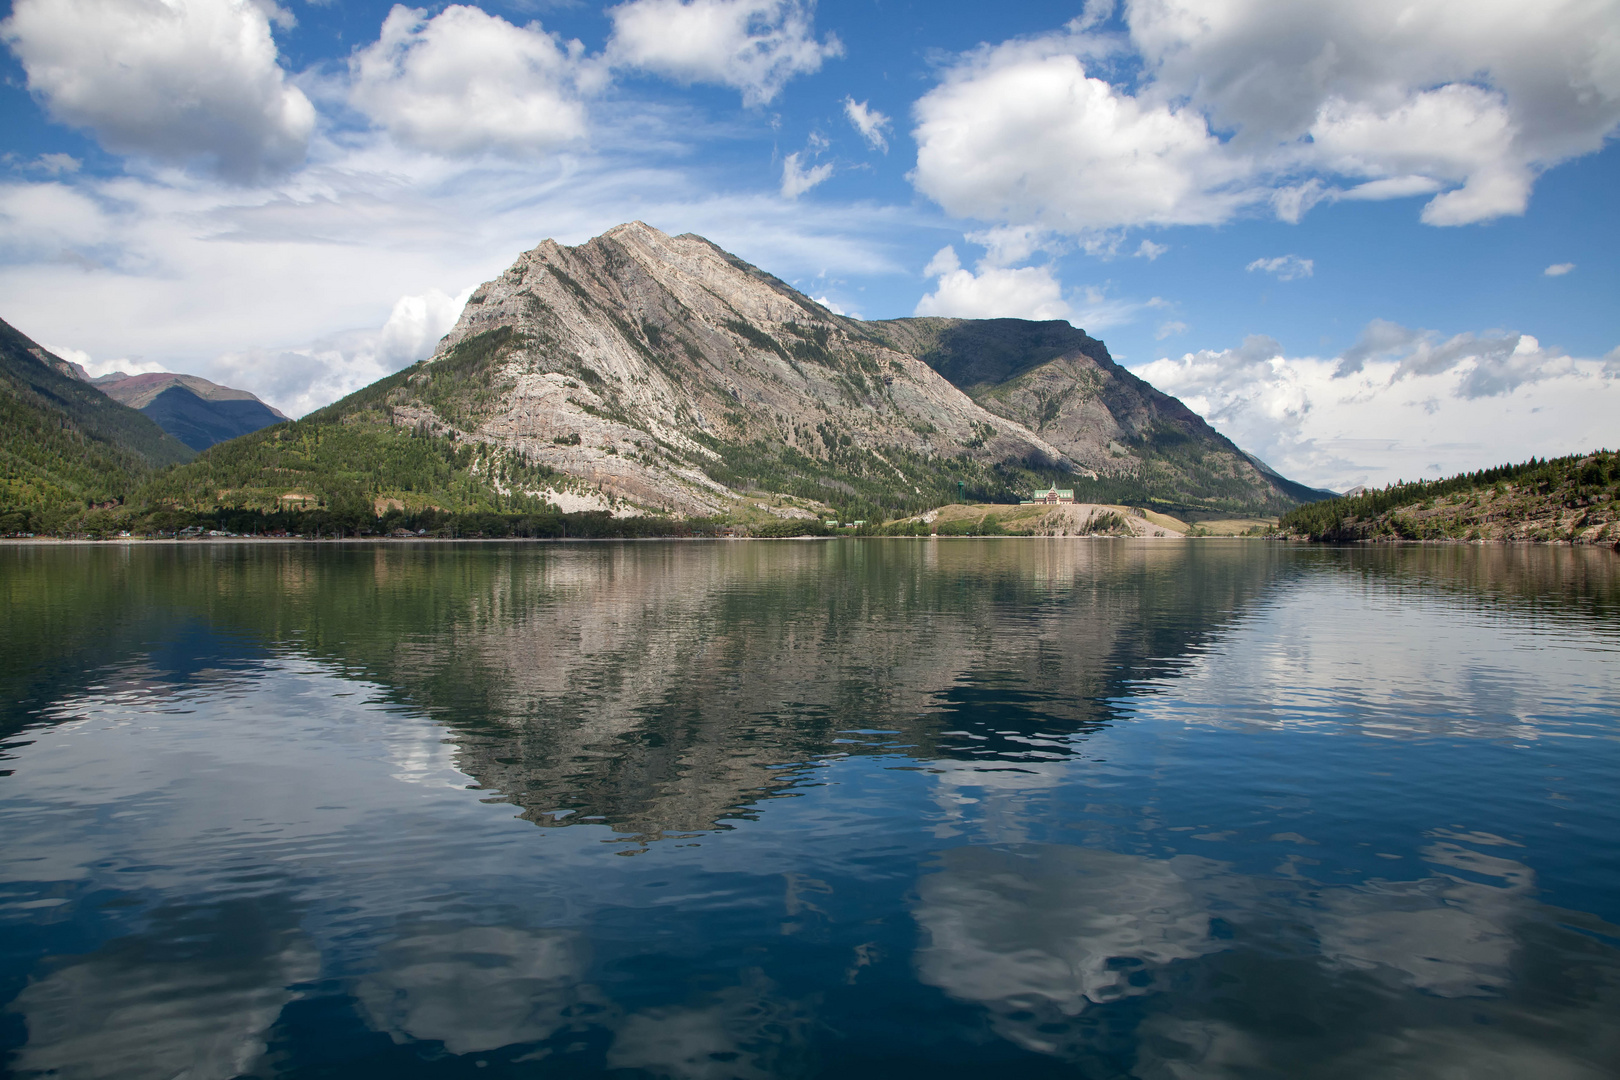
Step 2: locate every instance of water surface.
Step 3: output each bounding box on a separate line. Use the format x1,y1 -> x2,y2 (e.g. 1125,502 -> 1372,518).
2,539 -> 1618,1078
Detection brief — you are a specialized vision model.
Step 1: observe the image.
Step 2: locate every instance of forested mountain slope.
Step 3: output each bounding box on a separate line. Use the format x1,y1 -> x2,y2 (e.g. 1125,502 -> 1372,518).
1279,452 -> 1619,543
0,317 -> 193,528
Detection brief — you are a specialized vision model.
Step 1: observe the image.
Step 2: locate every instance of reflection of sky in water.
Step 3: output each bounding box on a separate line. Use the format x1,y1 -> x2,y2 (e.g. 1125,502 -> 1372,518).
0,542 -> 1617,1078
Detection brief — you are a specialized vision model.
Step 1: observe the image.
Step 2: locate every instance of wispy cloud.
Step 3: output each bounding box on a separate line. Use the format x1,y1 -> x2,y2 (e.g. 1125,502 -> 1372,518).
843,97 -> 891,152
1544,262 -> 1575,277
780,151 -> 833,198
1246,254 -> 1313,281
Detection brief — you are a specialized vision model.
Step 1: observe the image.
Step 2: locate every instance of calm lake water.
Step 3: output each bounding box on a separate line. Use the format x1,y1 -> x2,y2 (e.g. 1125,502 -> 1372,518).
2,539 -> 1619,1079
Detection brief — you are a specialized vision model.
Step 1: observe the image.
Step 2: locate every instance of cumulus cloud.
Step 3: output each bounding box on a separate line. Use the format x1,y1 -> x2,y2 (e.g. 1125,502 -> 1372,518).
843,97 -> 891,152
1131,320 -> 1618,489
779,151 -> 832,198
350,5 -> 596,157
913,45 -> 1248,232
1246,254 -> 1313,281
213,286 -> 472,417
606,0 -> 841,106
1544,262 -> 1576,277
914,245 -> 1070,321
964,224 -> 1058,268
0,0 -> 314,182
911,0 -> 1620,235
0,180 -> 118,262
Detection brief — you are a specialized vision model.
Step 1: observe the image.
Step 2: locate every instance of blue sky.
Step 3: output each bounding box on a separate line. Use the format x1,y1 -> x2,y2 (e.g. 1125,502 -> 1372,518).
2,0 -> 1617,489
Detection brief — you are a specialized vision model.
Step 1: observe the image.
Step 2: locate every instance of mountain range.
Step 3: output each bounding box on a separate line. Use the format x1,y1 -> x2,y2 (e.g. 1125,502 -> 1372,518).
88,371 -> 287,452
3,223 -> 1336,532
133,222 -> 1323,525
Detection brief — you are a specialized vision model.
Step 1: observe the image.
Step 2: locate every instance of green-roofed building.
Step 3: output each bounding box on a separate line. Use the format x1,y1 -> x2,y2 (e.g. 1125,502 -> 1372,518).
1028,486 -> 1076,504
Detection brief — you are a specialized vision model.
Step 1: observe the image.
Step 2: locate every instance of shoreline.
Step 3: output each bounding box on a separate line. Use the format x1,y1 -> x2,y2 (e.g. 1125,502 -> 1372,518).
3,534 -> 1615,547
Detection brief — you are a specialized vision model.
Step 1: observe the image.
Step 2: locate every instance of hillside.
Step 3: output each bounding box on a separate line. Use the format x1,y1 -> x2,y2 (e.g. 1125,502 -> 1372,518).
93,371 -> 287,451
867,317 -> 1323,512
138,223 -> 1319,526
0,317 -> 194,530
1279,452 -> 1620,544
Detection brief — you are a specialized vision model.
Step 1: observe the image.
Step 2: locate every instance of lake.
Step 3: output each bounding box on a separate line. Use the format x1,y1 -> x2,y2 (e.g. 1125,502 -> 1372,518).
2,539 -> 1618,1078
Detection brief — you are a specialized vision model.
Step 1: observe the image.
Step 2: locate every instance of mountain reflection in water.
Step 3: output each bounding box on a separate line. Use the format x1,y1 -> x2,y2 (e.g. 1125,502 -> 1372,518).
1,539 -> 1617,1079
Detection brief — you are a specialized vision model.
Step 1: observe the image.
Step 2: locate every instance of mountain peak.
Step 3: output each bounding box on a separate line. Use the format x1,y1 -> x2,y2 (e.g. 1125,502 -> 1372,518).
135,225 -> 1320,522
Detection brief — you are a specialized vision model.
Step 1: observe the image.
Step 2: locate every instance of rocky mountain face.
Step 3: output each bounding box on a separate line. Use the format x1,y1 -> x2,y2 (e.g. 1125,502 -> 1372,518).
406,221 -> 1071,518
0,317 -> 194,524
90,371 -> 288,452
152,222 -> 1316,520
384,222 -> 1305,517
868,318 -> 1327,507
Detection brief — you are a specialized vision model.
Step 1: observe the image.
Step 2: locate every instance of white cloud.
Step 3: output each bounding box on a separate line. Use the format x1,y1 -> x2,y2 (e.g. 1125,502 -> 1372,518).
0,132 -> 918,420
1155,320 -> 1186,340
1069,286 -> 1162,332
349,5 -> 595,157
40,344 -> 170,380
0,0 -> 314,182
606,0 -> 841,106
33,284 -> 471,416
1340,175 -> 1445,202
1246,254 -> 1313,281
1134,239 -> 1168,260
843,97 -> 891,152
1544,262 -> 1576,277
30,153 -> 81,176
779,151 -> 832,198
0,181 -> 115,260
212,286 -> 472,416
911,0 -> 1620,234
1131,321 -> 1619,490
914,245 -> 1070,321
965,225 -> 1056,268
913,45 -> 1250,233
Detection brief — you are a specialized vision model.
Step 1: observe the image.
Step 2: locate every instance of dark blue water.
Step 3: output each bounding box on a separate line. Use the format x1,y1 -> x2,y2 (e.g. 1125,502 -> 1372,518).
2,540 -> 1618,1078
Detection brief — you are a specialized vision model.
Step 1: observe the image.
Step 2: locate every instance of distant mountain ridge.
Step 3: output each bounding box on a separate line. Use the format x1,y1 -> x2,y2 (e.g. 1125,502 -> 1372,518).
89,371 -> 287,452
144,222 -> 1320,522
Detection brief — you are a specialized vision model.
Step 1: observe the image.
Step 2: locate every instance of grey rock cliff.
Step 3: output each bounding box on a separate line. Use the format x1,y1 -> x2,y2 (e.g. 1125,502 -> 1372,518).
411,222 -> 1069,515
343,222 -> 1315,517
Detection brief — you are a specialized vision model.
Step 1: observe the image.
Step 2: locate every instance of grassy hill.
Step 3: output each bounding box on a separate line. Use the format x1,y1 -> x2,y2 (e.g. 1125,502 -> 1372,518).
1278,452 -> 1620,544
0,317 -> 194,532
